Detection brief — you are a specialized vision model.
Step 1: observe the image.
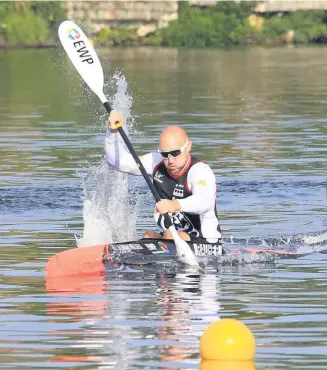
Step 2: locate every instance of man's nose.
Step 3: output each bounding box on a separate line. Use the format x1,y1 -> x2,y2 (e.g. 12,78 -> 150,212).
168,155 -> 175,164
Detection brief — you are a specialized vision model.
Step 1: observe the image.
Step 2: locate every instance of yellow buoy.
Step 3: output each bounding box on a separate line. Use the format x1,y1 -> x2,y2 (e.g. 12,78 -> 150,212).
200,318 -> 256,361
200,360 -> 256,370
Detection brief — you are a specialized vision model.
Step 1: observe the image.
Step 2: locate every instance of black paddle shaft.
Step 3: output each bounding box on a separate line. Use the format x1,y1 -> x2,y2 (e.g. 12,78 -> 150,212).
104,102 -> 173,228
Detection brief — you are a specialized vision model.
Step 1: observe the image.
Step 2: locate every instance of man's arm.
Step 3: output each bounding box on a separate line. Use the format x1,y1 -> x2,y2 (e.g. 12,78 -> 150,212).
155,162 -> 217,215
105,128 -> 152,175
178,163 -> 217,214
105,110 -> 162,175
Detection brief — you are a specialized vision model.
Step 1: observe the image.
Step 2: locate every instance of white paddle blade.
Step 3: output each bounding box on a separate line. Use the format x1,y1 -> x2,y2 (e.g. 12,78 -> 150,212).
58,20 -> 107,103
169,226 -> 200,268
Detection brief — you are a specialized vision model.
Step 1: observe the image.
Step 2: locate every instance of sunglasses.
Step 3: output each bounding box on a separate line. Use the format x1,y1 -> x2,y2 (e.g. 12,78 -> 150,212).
158,140 -> 188,159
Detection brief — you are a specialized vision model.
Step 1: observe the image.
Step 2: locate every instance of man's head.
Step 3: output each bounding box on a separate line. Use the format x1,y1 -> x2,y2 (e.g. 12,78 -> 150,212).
158,126 -> 192,175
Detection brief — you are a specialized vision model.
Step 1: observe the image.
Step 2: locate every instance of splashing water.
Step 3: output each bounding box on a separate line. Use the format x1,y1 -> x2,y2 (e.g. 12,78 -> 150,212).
76,72 -> 140,247
108,72 -> 135,129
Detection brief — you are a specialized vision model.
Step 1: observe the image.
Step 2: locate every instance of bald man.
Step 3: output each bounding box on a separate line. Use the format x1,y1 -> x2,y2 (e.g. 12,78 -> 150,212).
105,110 -> 222,243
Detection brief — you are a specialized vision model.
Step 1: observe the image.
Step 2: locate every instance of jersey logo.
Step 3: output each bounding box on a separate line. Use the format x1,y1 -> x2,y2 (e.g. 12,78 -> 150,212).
196,179 -> 207,186
171,212 -> 199,237
154,171 -> 164,183
173,187 -> 184,197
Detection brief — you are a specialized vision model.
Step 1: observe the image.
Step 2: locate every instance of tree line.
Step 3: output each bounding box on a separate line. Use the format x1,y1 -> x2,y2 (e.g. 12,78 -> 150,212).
1,1 -> 327,48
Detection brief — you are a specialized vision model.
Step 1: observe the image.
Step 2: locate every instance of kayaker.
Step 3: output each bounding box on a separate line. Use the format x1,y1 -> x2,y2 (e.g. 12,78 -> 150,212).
105,110 -> 222,244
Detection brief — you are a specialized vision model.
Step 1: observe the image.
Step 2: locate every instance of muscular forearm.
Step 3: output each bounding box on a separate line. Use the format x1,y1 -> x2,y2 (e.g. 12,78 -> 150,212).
105,128 -> 162,176
156,199 -> 181,214
178,194 -> 214,214
105,129 -> 140,174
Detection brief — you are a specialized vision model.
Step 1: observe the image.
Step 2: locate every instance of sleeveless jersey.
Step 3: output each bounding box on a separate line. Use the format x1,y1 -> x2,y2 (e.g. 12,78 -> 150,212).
105,128 -> 221,242
153,156 -> 216,238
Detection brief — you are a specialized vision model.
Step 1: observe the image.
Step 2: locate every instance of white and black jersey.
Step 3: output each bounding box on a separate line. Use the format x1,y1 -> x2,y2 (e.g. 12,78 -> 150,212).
105,127 -> 221,243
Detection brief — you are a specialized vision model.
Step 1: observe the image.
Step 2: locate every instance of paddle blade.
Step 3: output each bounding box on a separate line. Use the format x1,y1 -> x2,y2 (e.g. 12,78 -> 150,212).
169,226 -> 200,268
58,20 -> 107,103
46,244 -> 109,279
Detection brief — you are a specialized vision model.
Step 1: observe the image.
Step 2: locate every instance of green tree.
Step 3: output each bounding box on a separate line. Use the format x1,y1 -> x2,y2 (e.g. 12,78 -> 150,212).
161,2 -> 257,47
0,2 -> 15,23
215,1 -> 256,20
30,1 -> 66,35
4,9 -> 49,45
0,1 -> 65,46
263,10 -> 327,43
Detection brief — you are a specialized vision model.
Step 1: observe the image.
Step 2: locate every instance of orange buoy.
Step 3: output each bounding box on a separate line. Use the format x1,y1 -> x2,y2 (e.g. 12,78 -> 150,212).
200,318 -> 256,361
200,360 -> 256,370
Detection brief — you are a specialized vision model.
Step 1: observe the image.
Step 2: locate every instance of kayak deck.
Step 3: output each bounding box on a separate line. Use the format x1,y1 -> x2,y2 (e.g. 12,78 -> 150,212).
106,238 -> 224,259
45,238 -> 312,279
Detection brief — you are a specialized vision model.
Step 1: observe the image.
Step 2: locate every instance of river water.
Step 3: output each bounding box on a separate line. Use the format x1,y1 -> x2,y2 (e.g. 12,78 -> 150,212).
1,46 -> 327,369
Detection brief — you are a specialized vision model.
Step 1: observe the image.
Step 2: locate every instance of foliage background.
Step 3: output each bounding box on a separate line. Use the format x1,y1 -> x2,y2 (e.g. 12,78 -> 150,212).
1,1 -> 327,48
0,1 -> 65,46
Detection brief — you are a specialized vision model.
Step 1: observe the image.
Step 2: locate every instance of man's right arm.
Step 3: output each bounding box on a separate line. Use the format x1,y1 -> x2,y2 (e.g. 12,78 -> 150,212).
105,110 -> 162,175
105,128 -> 157,175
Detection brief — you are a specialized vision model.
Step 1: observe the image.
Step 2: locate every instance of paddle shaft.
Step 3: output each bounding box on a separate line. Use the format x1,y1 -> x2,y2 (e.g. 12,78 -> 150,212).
103,102 -> 173,228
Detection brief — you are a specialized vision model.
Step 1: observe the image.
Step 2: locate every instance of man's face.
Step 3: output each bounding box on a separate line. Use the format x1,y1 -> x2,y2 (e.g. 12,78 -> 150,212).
160,140 -> 192,175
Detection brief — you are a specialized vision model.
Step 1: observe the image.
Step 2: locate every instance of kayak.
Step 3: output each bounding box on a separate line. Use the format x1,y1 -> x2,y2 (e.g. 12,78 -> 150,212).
45,238 -> 305,279
53,21 -> 327,281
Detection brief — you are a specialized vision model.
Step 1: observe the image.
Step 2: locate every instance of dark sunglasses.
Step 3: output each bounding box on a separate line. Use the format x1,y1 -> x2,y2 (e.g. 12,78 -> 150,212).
158,140 -> 188,159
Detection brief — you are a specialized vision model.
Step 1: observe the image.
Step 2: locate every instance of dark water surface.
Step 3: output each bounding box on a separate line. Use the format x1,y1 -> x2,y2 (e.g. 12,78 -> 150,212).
1,46 -> 327,369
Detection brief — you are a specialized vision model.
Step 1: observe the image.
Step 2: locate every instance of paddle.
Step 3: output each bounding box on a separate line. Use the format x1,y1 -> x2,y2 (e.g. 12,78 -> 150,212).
57,20 -> 199,268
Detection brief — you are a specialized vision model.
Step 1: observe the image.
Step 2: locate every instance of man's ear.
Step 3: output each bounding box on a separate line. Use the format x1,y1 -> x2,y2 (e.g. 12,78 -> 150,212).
187,139 -> 192,152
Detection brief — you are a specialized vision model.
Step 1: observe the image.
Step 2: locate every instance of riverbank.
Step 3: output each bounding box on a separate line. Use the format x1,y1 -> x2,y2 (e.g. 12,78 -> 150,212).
0,1 -> 64,49
0,41 -> 57,49
95,3 -> 327,48
1,1 -> 327,49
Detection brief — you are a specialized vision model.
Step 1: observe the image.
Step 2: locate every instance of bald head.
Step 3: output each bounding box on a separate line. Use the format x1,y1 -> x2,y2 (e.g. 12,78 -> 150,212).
159,126 -> 188,151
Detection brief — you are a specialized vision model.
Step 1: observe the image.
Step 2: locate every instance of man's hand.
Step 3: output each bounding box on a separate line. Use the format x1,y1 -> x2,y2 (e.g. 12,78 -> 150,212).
108,110 -> 125,133
156,199 -> 181,214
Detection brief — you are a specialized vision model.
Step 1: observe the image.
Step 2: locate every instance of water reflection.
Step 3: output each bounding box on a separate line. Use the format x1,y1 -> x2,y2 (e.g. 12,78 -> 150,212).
200,360 -> 256,370
45,272 -> 221,369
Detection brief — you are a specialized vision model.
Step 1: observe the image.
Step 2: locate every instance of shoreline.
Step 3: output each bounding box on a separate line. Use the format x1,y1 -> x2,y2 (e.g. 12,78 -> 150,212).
0,43 -> 57,50
1,41 -> 326,51
1,2 -> 327,52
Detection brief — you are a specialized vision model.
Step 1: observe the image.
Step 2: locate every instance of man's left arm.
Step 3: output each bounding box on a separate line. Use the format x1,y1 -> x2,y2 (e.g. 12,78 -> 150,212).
155,163 -> 217,215
177,163 -> 217,214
